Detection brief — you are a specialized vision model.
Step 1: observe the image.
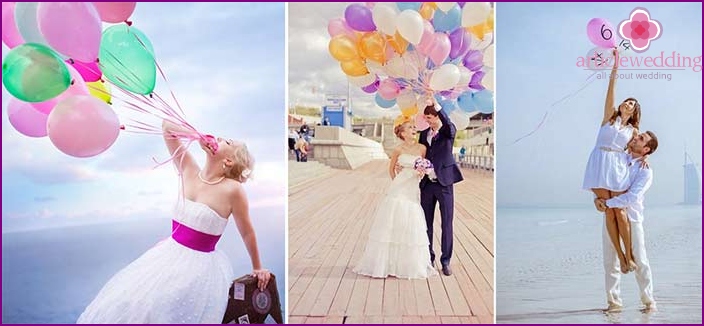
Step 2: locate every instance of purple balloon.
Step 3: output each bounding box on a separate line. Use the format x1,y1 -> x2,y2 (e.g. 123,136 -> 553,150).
463,50 -> 484,72
468,71 -> 486,90
361,79 -> 380,93
344,4 -> 376,32
458,2 -> 466,7
449,28 -> 472,60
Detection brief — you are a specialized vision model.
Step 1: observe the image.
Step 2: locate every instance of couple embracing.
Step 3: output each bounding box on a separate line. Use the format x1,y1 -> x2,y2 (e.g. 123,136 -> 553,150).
353,103 -> 463,279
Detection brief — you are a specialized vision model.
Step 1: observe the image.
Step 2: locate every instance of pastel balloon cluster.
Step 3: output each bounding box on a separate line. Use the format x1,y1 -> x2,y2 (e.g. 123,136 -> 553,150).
2,2 -> 148,158
328,2 -> 495,130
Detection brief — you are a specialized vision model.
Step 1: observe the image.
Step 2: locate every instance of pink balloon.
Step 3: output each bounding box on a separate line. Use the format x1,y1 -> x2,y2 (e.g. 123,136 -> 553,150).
38,2 -> 102,62
415,113 -> 430,131
2,2 -> 24,48
416,20 -> 436,55
587,18 -> 618,49
47,95 -> 120,158
7,97 -> 49,138
327,18 -> 355,38
32,64 -> 89,115
428,33 -> 451,66
365,2 -> 376,8
92,2 -> 136,23
378,79 -> 400,100
67,59 -> 102,82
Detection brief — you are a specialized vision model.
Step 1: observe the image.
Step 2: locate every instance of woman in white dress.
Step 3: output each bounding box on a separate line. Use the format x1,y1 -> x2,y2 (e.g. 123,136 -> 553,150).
353,118 -> 438,279
77,120 -> 271,323
582,49 -> 641,274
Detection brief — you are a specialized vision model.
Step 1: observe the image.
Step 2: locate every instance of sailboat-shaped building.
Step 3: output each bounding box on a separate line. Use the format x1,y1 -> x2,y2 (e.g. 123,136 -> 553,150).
683,149 -> 701,205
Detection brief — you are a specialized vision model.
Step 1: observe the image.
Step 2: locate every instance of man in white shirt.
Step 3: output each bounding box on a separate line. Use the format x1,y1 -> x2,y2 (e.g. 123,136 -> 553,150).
595,130 -> 659,313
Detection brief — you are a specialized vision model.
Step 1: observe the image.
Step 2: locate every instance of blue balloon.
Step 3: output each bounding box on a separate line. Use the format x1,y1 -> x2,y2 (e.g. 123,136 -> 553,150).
472,89 -> 494,113
432,5 -> 461,32
375,93 -> 397,108
396,2 -> 421,11
457,91 -> 476,112
438,98 -> 458,112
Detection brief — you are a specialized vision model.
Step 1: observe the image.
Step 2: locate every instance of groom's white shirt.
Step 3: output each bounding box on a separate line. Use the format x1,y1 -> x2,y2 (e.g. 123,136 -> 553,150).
605,155 -> 652,222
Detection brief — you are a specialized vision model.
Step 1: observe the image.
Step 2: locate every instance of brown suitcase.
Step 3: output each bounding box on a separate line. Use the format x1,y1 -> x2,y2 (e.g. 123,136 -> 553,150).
221,274 -> 283,324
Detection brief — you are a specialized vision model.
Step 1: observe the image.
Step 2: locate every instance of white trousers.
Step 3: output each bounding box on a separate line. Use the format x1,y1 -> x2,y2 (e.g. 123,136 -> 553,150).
603,219 -> 655,306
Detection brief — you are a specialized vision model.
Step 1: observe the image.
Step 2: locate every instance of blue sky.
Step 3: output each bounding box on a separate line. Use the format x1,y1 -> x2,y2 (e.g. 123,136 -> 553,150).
496,2 -> 702,206
2,3 -> 286,231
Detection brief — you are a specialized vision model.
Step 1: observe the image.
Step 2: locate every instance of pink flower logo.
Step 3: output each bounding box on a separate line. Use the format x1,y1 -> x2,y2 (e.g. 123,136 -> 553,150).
619,8 -> 662,53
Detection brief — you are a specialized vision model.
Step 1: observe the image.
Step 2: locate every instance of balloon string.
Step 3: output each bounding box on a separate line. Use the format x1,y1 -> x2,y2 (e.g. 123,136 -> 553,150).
511,71 -> 599,145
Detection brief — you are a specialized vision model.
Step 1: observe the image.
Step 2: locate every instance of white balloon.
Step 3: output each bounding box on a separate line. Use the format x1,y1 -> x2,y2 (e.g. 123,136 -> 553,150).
450,109 -> 470,129
483,44 -> 494,69
429,64 -> 461,91
372,4 -> 398,35
483,67 -> 494,92
396,89 -> 417,109
14,2 -> 48,46
348,73 -> 377,87
384,56 -> 406,78
436,2 -> 456,13
456,65 -> 472,87
462,2 -> 492,27
396,10 -> 424,45
469,31 -> 493,50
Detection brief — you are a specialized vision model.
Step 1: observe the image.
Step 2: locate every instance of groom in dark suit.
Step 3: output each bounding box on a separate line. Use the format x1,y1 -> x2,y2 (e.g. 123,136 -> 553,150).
418,104 -> 464,276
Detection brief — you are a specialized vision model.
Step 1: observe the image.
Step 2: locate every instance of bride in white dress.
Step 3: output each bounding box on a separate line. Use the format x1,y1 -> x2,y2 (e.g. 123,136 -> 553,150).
77,120 -> 272,323
353,119 -> 437,279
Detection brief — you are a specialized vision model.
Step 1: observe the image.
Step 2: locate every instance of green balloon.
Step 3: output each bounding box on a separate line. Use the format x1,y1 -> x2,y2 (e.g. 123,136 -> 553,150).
99,25 -> 156,95
2,43 -> 71,102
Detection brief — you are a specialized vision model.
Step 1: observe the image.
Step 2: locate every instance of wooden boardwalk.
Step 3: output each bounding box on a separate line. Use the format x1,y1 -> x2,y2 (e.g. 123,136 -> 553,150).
288,160 -> 494,324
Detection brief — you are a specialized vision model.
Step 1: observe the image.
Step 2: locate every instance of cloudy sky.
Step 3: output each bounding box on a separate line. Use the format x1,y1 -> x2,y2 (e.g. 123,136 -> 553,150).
496,2 -> 702,206
2,3 -> 286,231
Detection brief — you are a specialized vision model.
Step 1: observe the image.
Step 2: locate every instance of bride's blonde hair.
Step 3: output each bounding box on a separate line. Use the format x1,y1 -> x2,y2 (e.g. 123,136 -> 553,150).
224,143 -> 254,183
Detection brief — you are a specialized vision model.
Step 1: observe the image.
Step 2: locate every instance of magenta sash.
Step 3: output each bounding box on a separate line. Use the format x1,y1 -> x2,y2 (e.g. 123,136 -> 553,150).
171,220 -> 221,252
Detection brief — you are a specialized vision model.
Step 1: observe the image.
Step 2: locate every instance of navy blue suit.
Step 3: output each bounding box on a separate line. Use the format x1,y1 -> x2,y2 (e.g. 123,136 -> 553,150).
418,107 -> 464,266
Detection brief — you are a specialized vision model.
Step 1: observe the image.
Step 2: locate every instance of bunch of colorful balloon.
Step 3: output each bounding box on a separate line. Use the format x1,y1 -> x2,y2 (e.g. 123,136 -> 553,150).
2,2 -> 163,158
327,2 -> 494,130
584,17 -> 632,71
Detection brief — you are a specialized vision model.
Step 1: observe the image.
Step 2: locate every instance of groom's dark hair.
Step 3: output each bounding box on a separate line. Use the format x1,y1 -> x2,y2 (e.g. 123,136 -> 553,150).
644,131 -> 658,155
423,105 -> 439,116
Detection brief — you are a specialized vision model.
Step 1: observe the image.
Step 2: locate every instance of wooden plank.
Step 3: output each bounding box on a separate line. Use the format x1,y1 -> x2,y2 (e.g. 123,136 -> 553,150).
288,161 -> 494,324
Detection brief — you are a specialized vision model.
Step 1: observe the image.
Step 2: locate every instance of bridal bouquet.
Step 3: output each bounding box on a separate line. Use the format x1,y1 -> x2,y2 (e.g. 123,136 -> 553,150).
413,158 -> 437,180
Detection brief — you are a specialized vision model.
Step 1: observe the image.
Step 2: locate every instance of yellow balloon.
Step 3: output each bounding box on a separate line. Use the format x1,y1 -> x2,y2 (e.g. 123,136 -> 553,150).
359,32 -> 387,64
386,32 -> 408,56
340,59 -> 369,77
485,9 -> 495,32
419,3 -> 435,20
467,23 -> 487,40
87,81 -> 111,104
401,105 -> 418,117
329,35 -> 359,62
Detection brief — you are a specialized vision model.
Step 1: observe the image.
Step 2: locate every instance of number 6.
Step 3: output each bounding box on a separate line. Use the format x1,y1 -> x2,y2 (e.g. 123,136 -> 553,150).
601,24 -> 612,40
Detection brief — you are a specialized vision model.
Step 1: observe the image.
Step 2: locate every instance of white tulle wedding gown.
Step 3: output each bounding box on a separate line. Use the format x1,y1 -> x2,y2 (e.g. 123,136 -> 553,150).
353,154 -> 437,279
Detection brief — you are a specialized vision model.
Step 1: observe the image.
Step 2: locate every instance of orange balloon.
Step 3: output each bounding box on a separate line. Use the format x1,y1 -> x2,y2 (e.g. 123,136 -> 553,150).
401,105 -> 418,117
386,32 -> 409,55
329,35 -> 359,62
419,3 -> 435,20
340,58 -> 369,77
359,32 -> 387,64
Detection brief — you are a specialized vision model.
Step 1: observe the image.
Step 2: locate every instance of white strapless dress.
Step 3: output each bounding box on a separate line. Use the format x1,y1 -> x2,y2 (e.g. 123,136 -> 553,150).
77,199 -> 234,324
353,154 -> 437,279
